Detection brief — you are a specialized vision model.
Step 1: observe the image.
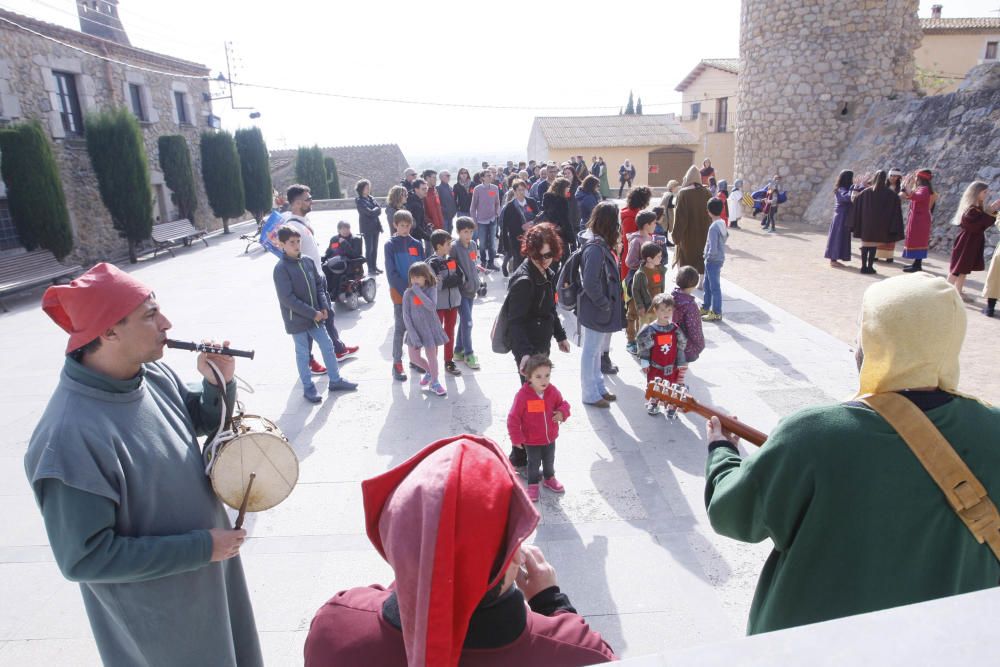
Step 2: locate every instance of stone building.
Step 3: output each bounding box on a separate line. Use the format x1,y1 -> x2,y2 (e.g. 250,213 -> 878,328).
916,8 -> 1000,94
0,5 -> 222,263
675,59 -> 740,181
269,144 -> 410,199
735,0 -> 923,218
526,115 -> 697,188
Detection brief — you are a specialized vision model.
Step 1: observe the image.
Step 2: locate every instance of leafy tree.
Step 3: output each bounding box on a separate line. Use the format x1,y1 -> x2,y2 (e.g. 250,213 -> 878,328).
324,156 -> 342,199
0,120 -> 74,259
625,90 -> 635,115
636,97 -> 643,115
200,130 -> 245,234
234,126 -> 273,223
157,135 -> 199,223
85,108 -> 153,263
295,145 -> 329,199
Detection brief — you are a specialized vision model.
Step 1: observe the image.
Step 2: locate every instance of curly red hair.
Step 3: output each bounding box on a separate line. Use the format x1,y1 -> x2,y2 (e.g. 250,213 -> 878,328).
520,222 -> 564,262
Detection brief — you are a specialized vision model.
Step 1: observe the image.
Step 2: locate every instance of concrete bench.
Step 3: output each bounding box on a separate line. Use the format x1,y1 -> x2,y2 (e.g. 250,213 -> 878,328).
151,219 -> 208,258
0,249 -> 83,312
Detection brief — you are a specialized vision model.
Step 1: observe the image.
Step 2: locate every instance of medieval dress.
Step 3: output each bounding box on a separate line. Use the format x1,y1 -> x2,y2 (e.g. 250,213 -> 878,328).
949,206 -> 997,276
902,186 -> 934,260
672,184 -> 713,273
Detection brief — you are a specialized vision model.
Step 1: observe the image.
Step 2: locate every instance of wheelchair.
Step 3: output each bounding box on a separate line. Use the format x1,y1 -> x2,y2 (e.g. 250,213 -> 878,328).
323,256 -> 377,310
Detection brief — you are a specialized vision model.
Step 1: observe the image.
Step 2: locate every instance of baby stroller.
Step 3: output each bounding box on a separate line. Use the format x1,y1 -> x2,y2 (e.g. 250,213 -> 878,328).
323,255 -> 376,310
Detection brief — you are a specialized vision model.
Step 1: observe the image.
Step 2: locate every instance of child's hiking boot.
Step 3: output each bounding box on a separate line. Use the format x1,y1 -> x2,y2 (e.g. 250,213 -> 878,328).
445,360 -> 462,376
527,484 -> 540,502
625,341 -> 638,356
309,358 -> 326,375
699,307 -> 710,317
464,353 -> 481,370
542,477 -> 565,494
419,372 -> 432,387
600,352 -> 618,375
453,350 -> 466,362
666,405 -> 678,420
429,381 -> 447,397
702,312 -> 722,322
392,362 -> 407,382
647,401 -> 661,416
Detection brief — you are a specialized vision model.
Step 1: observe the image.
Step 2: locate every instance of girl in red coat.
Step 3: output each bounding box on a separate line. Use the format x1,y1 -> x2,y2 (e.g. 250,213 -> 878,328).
507,355 -> 571,502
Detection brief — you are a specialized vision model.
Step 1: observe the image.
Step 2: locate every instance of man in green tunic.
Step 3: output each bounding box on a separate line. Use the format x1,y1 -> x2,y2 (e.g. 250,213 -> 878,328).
704,272 -> 1000,635
24,263 -> 263,666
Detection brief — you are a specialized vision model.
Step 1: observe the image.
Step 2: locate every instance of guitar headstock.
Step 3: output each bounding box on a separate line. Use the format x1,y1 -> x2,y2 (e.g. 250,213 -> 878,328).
645,378 -> 693,410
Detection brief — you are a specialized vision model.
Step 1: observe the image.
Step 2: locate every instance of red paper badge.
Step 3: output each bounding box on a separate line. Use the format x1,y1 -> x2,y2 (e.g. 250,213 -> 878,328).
447,260 -> 457,270
413,296 -> 423,306
653,273 -> 662,283
331,242 -> 340,249
488,190 -> 497,197
656,333 -> 673,346
554,291 -> 559,303
527,206 -> 534,213
527,400 -> 545,413
470,251 -> 478,260
408,247 -> 419,256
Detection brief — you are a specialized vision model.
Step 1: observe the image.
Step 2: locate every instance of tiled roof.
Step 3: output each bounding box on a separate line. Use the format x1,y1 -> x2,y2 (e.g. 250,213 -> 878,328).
920,17 -> 1000,32
531,115 -> 697,149
270,144 -> 410,198
675,58 -> 741,92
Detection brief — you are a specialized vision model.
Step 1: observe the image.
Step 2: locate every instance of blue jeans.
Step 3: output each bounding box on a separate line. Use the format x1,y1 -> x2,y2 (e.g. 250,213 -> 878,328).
455,295 -> 474,356
293,324 -> 341,395
703,260 -> 723,315
580,326 -> 611,403
475,219 -> 497,265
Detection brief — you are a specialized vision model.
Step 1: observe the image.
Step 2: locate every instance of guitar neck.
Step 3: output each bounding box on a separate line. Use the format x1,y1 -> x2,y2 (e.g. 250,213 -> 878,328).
685,403 -> 768,447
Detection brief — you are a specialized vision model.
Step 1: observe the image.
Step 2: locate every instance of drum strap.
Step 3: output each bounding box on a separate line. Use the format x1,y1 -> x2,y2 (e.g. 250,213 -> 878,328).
203,360 -> 238,475
861,393 -> 1000,562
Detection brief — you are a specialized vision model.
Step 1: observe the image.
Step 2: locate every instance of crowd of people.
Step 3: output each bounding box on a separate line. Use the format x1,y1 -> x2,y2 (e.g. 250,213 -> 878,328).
20,153 -> 1000,667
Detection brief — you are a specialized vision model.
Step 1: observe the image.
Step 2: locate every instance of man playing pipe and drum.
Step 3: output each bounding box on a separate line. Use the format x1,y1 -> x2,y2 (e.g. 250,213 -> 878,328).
23,263 -> 263,667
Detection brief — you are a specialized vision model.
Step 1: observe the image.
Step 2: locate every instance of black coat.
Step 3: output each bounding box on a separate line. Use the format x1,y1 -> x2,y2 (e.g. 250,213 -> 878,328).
849,187 -> 904,243
500,197 -> 539,256
405,192 -> 430,241
453,182 -> 473,213
506,259 -> 566,361
355,195 -> 383,234
542,192 -> 577,252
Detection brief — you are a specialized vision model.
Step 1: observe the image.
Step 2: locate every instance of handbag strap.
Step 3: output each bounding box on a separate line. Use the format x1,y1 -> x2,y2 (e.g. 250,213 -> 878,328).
861,393 -> 1000,561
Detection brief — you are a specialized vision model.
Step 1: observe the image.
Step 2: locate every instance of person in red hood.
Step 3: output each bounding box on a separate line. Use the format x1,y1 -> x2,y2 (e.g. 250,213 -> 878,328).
303,434 -> 614,667
507,355 -> 571,502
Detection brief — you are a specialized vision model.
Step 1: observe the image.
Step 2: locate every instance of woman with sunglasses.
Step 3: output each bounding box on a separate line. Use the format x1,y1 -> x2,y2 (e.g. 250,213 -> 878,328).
453,168 -> 474,220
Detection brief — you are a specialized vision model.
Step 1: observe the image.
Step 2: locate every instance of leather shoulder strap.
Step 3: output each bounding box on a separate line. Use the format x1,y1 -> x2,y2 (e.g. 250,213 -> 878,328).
861,393 -> 1000,561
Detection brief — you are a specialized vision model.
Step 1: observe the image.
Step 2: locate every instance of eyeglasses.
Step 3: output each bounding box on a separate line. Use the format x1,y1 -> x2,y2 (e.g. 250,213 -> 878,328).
539,252 -> 555,260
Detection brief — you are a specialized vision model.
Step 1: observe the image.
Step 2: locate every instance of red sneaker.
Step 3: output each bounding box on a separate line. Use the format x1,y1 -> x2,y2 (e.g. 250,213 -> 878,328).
527,484 -> 540,502
336,345 -> 359,362
542,477 -> 565,494
309,358 -> 326,375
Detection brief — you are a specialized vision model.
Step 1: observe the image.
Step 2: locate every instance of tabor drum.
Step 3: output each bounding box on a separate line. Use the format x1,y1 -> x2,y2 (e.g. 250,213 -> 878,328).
208,415 -> 298,512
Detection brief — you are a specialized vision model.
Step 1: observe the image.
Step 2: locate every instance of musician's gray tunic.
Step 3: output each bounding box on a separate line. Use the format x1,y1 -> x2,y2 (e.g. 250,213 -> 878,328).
24,358 -> 263,667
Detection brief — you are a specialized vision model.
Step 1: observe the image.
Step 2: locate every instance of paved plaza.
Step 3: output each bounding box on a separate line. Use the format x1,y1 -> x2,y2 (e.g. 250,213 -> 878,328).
1,211 -> 863,664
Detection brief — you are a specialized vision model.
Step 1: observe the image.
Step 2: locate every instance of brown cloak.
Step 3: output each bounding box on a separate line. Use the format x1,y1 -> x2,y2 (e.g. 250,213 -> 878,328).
849,187 -> 904,244
672,184 -> 713,273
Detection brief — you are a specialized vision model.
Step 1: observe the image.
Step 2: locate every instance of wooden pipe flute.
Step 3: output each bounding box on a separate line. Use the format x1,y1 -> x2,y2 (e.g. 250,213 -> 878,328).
165,339 -> 255,359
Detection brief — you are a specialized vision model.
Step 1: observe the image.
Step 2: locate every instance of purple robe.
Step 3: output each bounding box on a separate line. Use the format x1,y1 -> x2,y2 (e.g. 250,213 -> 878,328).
824,187 -> 853,261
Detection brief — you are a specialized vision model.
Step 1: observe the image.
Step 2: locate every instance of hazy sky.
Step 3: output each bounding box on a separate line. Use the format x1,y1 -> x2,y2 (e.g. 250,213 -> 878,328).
7,0 -> 1000,161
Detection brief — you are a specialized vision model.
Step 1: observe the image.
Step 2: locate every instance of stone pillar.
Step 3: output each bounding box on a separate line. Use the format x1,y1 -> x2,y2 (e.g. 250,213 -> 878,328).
735,0 -> 922,219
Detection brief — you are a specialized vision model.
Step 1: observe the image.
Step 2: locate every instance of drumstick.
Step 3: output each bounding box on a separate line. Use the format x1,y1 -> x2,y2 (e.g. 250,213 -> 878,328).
235,472 -> 256,530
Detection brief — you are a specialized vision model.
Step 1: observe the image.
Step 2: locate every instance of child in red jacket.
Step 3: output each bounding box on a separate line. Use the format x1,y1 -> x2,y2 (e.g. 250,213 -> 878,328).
507,354 -> 570,502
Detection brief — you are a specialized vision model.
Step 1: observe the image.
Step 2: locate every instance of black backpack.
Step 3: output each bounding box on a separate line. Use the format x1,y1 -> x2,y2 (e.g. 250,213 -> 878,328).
556,240 -> 597,313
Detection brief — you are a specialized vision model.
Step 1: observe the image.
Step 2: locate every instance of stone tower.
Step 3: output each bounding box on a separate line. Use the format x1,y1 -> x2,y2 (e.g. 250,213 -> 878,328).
77,0 -> 130,45
735,0 -> 922,218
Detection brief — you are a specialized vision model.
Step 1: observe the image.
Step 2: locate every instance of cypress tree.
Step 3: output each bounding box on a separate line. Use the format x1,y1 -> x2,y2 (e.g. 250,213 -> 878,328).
157,135 -> 199,223
0,120 -> 74,260
200,130 -> 245,234
324,156 -> 342,199
625,91 -> 635,115
235,126 -> 273,224
84,108 -> 153,263
636,97 -> 643,115
295,145 -> 329,199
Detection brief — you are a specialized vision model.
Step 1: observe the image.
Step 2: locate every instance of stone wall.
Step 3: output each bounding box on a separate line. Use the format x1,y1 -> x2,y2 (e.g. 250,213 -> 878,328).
0,10 -> 227,264
736,0 -> 923,218
804,62 -> 1000,254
